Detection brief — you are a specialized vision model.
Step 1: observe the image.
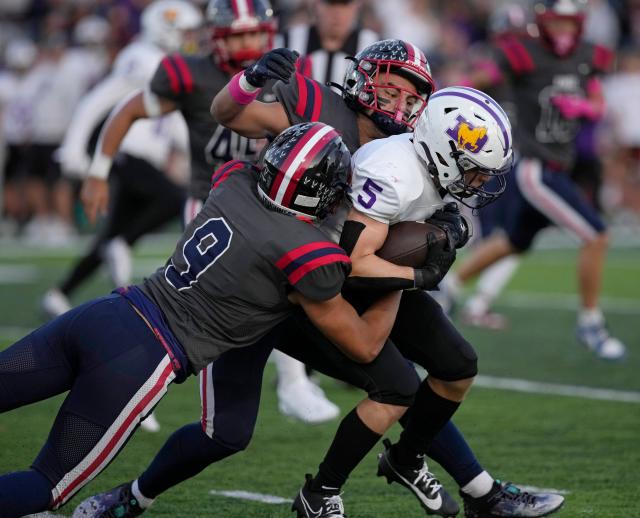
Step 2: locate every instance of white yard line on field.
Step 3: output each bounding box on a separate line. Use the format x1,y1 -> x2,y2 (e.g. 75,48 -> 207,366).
496,291 -> 640,315
209,489 -> 293,504
0,265 -> 39,283
516,485 -> 571,495
474,375 -> 640,403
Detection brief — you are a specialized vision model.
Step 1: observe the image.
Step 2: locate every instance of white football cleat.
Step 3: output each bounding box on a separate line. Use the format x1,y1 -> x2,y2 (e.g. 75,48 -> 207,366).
103,237 -> 132,287
140,412 -> 161,433
41,289 -> 72,319
278,379 -> 340,424
576,322 -> 626,361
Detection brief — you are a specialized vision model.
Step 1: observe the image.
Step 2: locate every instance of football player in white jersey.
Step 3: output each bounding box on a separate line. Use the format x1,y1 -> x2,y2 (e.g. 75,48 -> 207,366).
41,0 -> 202,431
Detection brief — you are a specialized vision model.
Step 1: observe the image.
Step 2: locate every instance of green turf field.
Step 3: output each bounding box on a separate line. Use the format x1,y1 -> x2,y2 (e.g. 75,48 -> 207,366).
0,237 -> 638,517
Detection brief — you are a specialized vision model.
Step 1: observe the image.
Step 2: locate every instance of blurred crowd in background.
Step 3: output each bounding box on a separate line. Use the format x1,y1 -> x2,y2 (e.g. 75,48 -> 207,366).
1,0 -> 639,246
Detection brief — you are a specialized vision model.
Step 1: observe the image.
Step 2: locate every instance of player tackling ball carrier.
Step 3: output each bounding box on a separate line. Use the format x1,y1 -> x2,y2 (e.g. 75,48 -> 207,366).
74,42 -> 563,517
0,123 -> 411,517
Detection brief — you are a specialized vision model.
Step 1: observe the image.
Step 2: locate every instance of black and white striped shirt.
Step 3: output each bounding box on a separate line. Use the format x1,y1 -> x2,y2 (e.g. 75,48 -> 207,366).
277,24 -> 379,88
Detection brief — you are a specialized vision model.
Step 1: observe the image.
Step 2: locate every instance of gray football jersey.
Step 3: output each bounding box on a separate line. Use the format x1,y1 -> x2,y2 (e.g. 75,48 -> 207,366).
274,73 -> 361,153
151,54 -> 272,200
492,34 -> 612,168
141,160 -> 351,372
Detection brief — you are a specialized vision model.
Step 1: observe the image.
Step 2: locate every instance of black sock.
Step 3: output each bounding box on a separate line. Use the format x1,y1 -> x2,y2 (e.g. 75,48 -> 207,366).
311,408 -> 381,491
59,247 -> 103,295
138,422 -> 240,498
393,380 -> 460,468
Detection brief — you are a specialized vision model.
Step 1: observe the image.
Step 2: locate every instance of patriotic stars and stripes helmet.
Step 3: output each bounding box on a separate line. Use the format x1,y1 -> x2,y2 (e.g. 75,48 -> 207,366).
342,39 -> 436,136
206,0 -> 277,72
258,123 -> 352,221
413,86 -> 514,209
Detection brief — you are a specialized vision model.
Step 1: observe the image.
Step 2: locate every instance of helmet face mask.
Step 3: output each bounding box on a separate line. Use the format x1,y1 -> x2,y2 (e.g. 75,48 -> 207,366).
534,0 -> 586,57
414,87 -> 514,210
342,39 -> 435,135
206,0 -> 276,71
259,123 -> 352,221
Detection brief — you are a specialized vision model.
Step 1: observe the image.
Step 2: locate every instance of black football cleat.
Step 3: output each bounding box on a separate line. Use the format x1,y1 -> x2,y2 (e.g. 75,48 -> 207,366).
292,474 -> 346,518
460,480 -> 565,517
377,439 -> 460,517
72,482 -> 146,518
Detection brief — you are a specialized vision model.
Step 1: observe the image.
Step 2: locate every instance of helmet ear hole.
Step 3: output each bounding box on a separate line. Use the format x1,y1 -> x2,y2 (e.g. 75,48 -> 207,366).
436,152 -> 449,167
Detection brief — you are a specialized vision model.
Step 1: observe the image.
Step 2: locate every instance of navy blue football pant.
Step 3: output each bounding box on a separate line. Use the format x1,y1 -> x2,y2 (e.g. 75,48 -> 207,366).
506,158 -> 606,251
0,295 -> 176,515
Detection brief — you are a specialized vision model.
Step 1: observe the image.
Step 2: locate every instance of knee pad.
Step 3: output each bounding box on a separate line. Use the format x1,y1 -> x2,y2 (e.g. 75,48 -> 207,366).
432,339 -> 478,382
370,365 -> 420,407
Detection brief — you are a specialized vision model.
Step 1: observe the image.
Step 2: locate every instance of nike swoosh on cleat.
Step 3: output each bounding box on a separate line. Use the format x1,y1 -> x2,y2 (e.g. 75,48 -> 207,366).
388,462 -> 443,510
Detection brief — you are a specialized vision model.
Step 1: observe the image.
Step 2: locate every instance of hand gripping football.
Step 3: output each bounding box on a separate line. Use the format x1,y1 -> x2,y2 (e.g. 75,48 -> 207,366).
376,221 -> 449,268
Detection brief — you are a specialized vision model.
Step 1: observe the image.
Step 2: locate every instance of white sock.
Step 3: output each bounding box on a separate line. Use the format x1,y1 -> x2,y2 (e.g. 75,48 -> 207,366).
131,479 -> 155,509
461,470 -> 495,498
473,256 -> 520,305
273,350 -> 308,387
578,307 -> 604,327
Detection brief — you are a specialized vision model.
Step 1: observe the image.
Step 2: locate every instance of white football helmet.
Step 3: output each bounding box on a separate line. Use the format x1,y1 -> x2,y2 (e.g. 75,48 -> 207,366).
141,0 -> 204,53
413,86 -> 513,208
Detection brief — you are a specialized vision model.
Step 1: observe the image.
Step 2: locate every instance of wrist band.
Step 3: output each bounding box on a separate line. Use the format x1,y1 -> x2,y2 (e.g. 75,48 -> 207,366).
88,152 -> 113,180
229,71 -> 261,105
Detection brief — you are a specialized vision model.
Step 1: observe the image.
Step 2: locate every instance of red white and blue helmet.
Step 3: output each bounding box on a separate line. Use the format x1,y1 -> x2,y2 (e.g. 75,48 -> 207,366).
206,0 -> 276,71
534,0 -> 586,56
258,123 -> 352,220
342,39 -> 436,136
413,86 -> 514,209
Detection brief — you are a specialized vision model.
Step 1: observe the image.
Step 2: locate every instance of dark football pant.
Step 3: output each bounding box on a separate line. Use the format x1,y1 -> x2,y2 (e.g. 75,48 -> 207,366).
506,157 -> 606,251
138,291 -> 478,499
59,154 -> 185,297
137,312 -> 420,499
0,295 -> 175,513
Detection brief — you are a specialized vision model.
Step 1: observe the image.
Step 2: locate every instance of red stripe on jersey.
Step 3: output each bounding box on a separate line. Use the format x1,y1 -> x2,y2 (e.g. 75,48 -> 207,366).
280,127 -> 340,207
245,0 -> 255,15
276,241 -> 345,270
268,122 -> 326,200
296,56 -> 312,77
161,57 -> 181,94
497,36 -> 534,74
310,79 -> 322,121
287,254 -> 351,285
212,162 -> 245,189
172,54 -> 194,93
52,361 -> 174,506
593,45 -> 614,72
295,72 -> 309,117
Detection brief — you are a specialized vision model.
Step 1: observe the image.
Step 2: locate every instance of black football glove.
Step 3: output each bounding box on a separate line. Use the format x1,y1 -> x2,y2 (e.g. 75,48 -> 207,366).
428,202 -> 472,249
244,48 -> 299,88
413,233 -> 457,290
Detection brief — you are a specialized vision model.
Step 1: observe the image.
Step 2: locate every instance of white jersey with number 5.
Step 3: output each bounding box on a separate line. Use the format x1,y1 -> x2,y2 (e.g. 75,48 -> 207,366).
349,132 -> 446,224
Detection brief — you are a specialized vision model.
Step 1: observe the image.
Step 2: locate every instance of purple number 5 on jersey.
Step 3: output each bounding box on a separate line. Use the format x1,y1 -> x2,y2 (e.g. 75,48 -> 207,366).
357,178 -> 383,209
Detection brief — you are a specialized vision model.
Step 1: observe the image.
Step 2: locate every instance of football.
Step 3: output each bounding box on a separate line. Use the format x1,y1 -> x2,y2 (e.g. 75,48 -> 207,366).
376,221 -> 447,268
